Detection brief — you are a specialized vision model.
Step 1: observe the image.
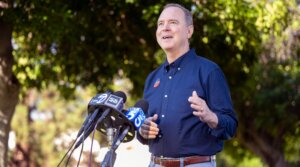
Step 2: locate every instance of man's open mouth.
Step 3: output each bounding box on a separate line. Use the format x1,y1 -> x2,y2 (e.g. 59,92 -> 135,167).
162,36 -> 173,39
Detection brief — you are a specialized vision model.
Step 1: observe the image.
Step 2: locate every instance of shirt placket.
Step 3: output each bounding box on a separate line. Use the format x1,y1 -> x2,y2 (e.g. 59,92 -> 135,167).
160,65 -> 177,156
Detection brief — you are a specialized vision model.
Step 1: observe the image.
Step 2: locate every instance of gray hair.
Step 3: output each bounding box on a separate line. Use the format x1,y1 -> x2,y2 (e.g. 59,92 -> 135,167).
163,3 -> 193,26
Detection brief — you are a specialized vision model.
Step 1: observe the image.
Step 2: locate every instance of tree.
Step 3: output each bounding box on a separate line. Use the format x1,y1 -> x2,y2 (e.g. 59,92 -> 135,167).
234,1 -> 300,166
143,1 -> 300,166
1,0 -> 159,166
10,86 -> 104,167
1,0 -> 300,166
0,11 -> 20,167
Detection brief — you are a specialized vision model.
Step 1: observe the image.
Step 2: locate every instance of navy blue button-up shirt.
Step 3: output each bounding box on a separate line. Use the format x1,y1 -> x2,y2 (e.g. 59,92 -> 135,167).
138,49 -> 238,158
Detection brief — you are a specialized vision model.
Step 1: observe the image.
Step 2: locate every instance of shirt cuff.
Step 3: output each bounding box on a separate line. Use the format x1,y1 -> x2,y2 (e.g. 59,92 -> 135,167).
209,113 -> 232,140
136,131 -> 149,145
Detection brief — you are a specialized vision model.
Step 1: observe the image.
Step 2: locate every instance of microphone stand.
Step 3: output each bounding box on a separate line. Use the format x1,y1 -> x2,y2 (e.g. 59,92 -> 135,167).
101,126 -> 130,167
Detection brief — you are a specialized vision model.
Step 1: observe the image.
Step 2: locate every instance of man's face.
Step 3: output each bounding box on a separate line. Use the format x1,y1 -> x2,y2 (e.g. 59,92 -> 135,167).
156,7 -> 193,53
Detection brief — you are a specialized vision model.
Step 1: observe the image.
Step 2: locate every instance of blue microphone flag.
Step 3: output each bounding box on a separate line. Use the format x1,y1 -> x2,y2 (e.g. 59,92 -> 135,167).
125,107 -> 146,129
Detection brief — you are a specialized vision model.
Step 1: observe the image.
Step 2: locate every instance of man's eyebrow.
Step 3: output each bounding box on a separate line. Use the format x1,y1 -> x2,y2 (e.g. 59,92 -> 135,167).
157,20 -> 165,25
157,19 -> 179,23
168,19 -> 179,22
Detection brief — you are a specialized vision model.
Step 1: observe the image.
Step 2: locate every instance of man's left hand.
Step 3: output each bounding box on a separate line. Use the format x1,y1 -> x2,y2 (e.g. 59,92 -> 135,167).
188,91 -> 218,128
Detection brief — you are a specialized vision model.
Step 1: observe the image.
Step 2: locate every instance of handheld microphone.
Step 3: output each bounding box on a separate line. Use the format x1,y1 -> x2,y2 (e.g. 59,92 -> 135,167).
125,99 -> 148,130
107,99 -> 149,149
74,91 -> 127,149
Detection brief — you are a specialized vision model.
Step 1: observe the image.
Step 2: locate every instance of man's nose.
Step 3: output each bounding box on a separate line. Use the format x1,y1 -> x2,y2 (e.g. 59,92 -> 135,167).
162,23 -> 171,31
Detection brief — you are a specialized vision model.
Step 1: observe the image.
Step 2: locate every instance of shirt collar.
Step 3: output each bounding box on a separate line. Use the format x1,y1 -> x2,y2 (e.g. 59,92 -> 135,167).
163,49 -> 196,72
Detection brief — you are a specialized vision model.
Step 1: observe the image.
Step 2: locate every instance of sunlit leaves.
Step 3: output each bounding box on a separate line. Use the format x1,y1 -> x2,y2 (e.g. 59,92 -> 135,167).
3,0 -> 300,166
255,0 -> 300,41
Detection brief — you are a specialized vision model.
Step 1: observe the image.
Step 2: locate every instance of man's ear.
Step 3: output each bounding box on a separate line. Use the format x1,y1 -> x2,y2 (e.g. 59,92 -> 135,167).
187,25 -> 194,39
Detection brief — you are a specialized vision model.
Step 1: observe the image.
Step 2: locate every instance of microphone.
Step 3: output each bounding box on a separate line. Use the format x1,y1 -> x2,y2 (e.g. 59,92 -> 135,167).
125,99 -> 148,130
87,90 -> 126,113
101,100 -> 149,167
102,91 -> 127,145
76,91 -> 112,138
96,99 -> 148,144
74,91 -> 127,149
107,99 -> 149,151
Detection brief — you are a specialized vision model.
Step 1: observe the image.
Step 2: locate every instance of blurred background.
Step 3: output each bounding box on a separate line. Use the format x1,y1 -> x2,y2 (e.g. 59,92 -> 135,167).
1,0 -> 300,167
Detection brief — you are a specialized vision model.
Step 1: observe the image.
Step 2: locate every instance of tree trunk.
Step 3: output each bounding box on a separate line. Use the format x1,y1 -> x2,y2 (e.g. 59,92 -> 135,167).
238,122 -> 289,167
0,17 -> 20,167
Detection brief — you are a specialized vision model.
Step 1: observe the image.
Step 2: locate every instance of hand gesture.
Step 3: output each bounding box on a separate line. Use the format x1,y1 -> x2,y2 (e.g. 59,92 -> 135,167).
139,114 -> 160,139
188,91 -> 218,128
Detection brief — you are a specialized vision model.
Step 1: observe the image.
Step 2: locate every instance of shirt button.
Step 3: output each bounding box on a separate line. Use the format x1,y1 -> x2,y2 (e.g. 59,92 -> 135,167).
162,115 -> 165,118
178,67 -> 181,71
164,95 -> 168,98
158,135 -> 162,138
169,76 -> 172,79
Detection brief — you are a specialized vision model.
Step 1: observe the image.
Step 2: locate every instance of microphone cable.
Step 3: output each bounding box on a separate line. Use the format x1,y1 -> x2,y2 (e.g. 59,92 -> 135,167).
56,133 -> 79,167
75,136 -> 85,167
74,119 -> 89,167
61,120 -> 87,167
65,131 -> 85,167
57,112 -> 92,167
88,118 -> 99,167
88,109 -> 113,167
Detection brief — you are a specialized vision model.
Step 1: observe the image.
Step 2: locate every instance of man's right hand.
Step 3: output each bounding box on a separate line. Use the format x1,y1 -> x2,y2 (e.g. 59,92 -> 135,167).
139,114 -> 159,139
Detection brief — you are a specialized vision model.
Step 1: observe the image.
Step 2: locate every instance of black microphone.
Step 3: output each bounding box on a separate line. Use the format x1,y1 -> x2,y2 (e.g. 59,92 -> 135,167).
96,99 -> 148,144
102,91 -> 127,145
76,91 -> 112,138
74,91 -> 127,149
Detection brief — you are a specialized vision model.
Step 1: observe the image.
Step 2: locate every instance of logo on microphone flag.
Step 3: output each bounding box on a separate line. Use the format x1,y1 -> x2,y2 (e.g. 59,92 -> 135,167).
153,78 -> 160,88
125,108 -> 146,129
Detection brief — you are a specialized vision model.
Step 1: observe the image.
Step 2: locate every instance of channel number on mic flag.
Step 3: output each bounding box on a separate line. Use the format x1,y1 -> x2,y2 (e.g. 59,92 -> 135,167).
125,108 -> 146,129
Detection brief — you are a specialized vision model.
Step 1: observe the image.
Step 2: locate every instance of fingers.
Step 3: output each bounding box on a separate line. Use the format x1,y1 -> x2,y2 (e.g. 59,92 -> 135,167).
192,111 -> 204,121
193,110 -> 219,128
139,114 -> 159,139
190,103 -> 204,112
188,91 -> 205,111
143,114 -> 158,127
192,90 -> 198,97
188,90 -> 207,120
152,114 -> 159,121
189,91 -> 202,103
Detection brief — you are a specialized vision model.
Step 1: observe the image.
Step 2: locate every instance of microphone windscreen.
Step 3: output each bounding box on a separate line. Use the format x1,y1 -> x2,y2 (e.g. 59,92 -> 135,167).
134,99 -> 149,115
113,91 -> 127,103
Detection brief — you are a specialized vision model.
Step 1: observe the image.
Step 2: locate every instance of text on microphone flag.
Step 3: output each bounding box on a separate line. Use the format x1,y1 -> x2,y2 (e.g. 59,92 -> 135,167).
89,93 -> 109,105
125,107 -> 146,129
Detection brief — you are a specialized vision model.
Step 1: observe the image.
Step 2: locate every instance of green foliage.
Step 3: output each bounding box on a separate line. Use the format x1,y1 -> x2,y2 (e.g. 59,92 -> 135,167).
3,0 -> 300,166
233,1 -> 300,164
249,61 -> 300,131
218,147 -> 266,167
6,0 -> 159,98
254,0 -> 299,41
11,105 -> 30,144
190,0 -> 261,91
10,86 -> 103,166
285,127 -> 300,165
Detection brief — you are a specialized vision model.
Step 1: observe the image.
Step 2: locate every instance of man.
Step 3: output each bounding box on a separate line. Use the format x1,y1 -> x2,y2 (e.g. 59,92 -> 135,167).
137,3 -> 238,167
